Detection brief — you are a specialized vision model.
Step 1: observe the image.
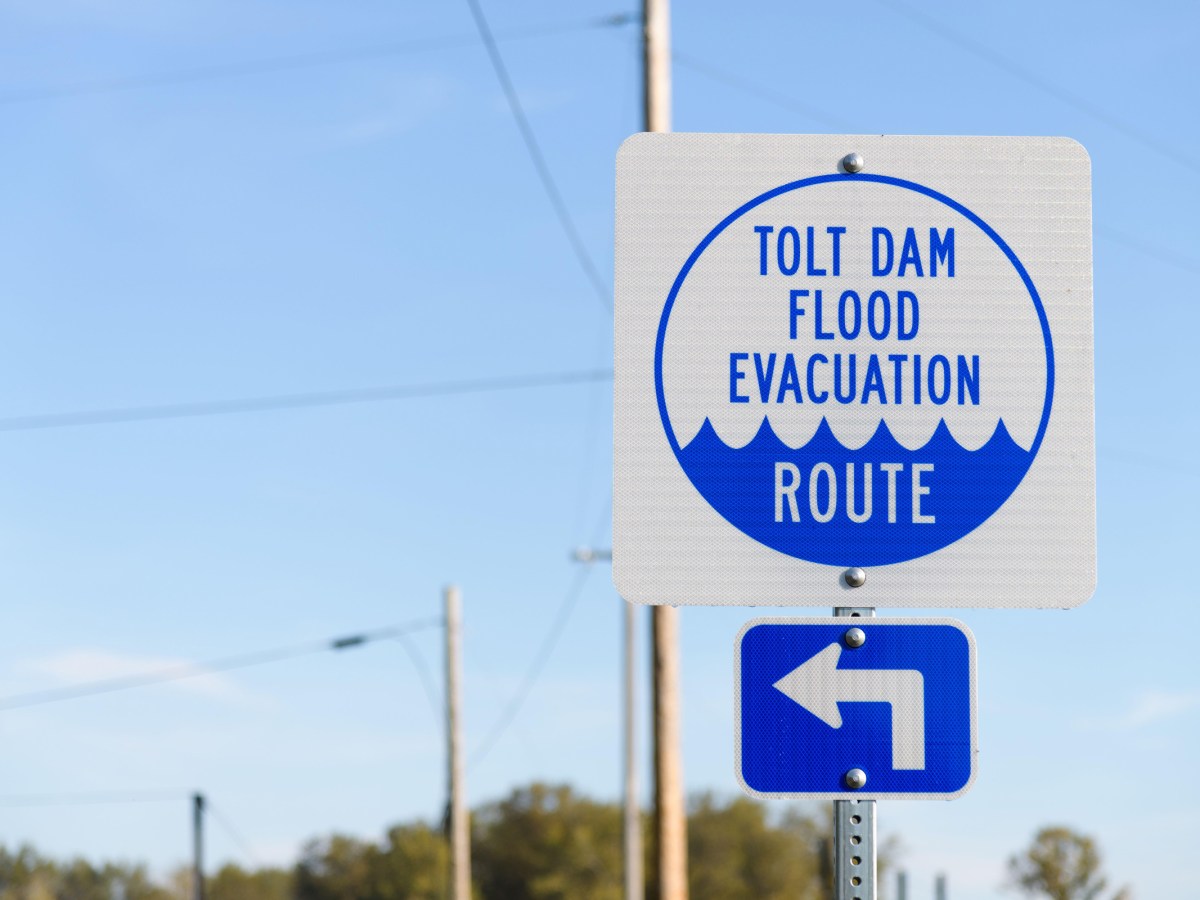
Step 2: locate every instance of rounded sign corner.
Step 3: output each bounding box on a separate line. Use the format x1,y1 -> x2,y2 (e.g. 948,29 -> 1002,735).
610,560 -> 644,607
1052,136 -> 1092,170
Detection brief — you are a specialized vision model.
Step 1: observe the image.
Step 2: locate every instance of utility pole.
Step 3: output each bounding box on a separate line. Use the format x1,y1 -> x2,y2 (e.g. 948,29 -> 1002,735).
192,792 -> 205,900
572,548 -> 642,900
935,873 -> 947,900
445,585 -> 471,900
642,4 -> 686,897
622,596 -> 644,900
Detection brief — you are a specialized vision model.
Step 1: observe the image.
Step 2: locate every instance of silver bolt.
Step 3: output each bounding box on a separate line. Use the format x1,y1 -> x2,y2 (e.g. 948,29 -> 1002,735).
841,152 -> 864,174
844,627 -> 866,648
845,768 -> 867,790
844,567 -> 866,588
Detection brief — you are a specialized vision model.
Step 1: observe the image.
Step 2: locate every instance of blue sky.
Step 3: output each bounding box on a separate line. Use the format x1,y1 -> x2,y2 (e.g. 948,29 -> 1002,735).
1,0 -> 1196,897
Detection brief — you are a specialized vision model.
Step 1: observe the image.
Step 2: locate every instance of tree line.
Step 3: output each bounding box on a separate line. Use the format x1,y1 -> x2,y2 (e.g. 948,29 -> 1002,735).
0,783 -> 1127,899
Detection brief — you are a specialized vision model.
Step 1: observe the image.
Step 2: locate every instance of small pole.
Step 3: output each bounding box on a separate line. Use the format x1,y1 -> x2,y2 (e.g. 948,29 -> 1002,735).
623,599 -> 644,900
192,793 -> 205,900
897,870 -> 907,900
572,548 -> 641,900
833,606 -> 875,900
651,603 -> 686,900
445,585 -> 471,900
935,873 -> 947,900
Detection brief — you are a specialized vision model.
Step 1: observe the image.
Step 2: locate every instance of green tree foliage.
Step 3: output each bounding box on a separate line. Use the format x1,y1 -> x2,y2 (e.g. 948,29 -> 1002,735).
294,824 -> 447,900
0,845 -> 169,900
686,793 -> 827,900
295,835 -> 374,900
472,783 -> 622,900
369,823 -> 450,900
0,782 -> 868,900
1005,826 -> 1131,900
208,863 -> 293,900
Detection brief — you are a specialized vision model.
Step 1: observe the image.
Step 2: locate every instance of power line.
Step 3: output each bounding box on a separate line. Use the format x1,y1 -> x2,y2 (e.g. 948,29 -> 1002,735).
673,52 -> 856,131
0,15 -> 636,106
464,0 -> 615,315
0,789 -> 184,808
393,631 -> 442,723
468,497 -> 612,768
672,48 -> 1200,288
467,565 -> 593,768
870,0 -> 1200,177
0,618 -> 442,712
206,801 -> 262,869
1099,447 -> 1200,480
1096,224 -> 1200,277
0,790 -> 269,873
0,368 -> 613,433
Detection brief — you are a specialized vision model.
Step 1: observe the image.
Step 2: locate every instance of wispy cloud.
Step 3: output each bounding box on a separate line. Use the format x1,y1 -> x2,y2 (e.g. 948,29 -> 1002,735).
332,74 -> 454,146
2,0 -> 213,36
23,649 -> 248,702
489,86 -> 573,117
1079,690 -> 1200,731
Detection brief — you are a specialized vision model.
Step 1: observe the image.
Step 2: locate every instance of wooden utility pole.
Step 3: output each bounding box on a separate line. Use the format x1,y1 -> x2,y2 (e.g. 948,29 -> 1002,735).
623,599 -> 644,900
445,585 -> 471,900
643,5 -> 686,897
644,0 -> 671,135
571,548 -> 641,900
650,602 -> 686,900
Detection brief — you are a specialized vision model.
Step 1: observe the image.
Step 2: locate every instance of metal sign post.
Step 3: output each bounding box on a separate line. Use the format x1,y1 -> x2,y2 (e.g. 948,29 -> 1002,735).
835,796 -> 875,900
833,606 -> 875,900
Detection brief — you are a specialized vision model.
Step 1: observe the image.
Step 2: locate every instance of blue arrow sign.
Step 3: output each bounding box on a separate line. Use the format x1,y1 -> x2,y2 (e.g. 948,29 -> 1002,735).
736,618 -> 977,799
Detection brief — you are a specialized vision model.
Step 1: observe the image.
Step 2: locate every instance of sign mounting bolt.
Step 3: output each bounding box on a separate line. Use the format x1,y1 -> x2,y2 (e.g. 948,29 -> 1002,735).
841,152 -> 864,173
844,627 -> 866,648
844,567 -> 866,588
844,768 -> 867,790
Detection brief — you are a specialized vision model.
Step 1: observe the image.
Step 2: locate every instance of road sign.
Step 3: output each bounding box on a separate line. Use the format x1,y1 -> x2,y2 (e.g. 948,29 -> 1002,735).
613,134 -> 1095,607
736,618 -> 977,799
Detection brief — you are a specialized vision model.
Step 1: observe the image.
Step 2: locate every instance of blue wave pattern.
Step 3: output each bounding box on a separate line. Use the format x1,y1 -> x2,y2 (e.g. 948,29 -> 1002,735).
678,416 -> 1032,566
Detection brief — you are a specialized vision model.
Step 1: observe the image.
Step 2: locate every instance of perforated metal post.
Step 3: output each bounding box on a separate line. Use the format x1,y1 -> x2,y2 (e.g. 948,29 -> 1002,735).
833,606 -> 875,900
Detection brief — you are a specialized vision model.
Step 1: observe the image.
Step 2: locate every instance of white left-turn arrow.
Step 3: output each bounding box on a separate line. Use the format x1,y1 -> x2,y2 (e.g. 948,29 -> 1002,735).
772,642 -> 926,770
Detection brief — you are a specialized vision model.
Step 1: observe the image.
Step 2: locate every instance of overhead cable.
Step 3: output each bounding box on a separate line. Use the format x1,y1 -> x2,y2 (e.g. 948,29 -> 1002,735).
394,632 -> 442,723
464,0 -> 615,314
0,368 -> 613,433
1095,224 -> 1200,277
871,0 -> 1200,176
0,618 -> 442,712
671,50 -> 1200,283
0,789 -> 184,808
467,497 -> 612,767
673,52 -> 856,131
206,800 -> 263,868
0,14 -> 636,106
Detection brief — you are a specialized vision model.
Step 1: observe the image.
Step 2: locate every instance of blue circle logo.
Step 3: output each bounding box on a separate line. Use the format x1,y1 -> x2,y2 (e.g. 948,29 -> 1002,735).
654,175 -> 1054,567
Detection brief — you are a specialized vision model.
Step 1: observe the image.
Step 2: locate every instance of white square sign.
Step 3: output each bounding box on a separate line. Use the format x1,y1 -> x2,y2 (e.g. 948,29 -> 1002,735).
613,133 -> 1094,608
